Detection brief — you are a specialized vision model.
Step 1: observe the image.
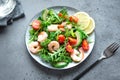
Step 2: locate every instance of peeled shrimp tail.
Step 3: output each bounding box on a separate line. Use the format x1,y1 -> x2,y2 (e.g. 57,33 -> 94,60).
70,48 -> 84,62
47,24 -> 58,32
48,41 -> 60,52
28,41 -> 41,54
38,31 -> 48,42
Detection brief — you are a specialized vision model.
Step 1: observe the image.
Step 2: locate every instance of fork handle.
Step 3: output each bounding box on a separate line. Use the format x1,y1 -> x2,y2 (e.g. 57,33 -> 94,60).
73,60 -> 101,80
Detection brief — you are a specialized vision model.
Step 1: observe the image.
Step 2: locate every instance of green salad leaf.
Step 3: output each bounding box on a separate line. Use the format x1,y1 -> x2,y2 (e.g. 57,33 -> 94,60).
59,7 -> 68,16
49,30 -> 62,40
39,45 -> 72,67
29,29 -> 39,42
40,39 -> 51,48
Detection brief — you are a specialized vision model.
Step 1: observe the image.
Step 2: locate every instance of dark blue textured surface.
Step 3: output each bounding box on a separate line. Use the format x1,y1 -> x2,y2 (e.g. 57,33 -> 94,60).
0,0 -> 120,80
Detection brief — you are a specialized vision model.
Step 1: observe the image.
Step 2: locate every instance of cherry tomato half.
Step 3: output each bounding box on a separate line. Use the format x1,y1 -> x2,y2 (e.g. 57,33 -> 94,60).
82,39 -> 89,51
69,16 -> 79,23
68,37 -> 77,45
66,44 -> 74,53
58,35 -> 65,44
32,20 -> 41,30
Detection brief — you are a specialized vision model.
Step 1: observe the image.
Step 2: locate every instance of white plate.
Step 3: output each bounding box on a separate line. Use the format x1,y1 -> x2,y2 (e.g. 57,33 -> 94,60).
25,6 -> 95,70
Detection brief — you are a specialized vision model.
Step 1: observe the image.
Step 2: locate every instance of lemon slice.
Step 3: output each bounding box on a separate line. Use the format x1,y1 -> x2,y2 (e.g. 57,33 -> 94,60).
84,17 -> 95,34
74,12 -> 90,30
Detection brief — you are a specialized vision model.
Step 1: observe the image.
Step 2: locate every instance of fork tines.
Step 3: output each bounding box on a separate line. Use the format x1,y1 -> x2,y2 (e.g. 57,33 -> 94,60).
107,42 -> 120,53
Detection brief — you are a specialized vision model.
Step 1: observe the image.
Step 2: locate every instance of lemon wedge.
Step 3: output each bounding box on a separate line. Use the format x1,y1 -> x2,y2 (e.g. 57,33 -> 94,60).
84,17 -> 95,34
74,12 -> 90,30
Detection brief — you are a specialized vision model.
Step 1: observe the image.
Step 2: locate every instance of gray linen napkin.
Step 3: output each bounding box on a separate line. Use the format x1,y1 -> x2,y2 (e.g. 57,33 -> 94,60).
0,0 -> 25,27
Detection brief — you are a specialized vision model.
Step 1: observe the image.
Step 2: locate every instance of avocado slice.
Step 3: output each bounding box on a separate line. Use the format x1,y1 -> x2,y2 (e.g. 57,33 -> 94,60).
52,62 -> 68,68
42,9 -> 49,21
75,31 -> 82,47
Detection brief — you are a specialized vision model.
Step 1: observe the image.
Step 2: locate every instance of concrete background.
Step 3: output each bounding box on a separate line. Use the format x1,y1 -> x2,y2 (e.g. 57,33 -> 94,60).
0,0 -> 120,80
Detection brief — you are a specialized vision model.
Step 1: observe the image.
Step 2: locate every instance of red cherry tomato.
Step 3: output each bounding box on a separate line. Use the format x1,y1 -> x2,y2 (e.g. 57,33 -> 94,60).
32,20 -> 41,30
69,16 -> 79,23
58,13 -> 63,17
82,39 -> 89,51
66,44 -> 74,53
68,37 -> 77,45
58,35 -> 65,44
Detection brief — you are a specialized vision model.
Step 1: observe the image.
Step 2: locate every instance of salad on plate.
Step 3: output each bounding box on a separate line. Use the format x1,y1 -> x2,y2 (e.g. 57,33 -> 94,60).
27,7 -> 95,68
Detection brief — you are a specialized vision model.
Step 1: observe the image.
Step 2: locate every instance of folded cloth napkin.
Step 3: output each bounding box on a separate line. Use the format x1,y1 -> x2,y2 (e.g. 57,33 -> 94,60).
0,0 -> 25,27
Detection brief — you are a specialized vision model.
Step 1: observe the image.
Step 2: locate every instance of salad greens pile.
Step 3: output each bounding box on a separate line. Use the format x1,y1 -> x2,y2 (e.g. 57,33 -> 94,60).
29,8 -> 89,68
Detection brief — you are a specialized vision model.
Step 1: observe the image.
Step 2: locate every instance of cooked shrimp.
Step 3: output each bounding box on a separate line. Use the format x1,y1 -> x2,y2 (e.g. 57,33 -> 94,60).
61,22 -> 72,29
61,22 -> 67,26
70,48 -> 84,62
38,31 -> 48,42
58,24 -> 65,31
48,41 -> 60,52
66,24 -> 72,29
47,24 -> 58,31
59,28 -> 65,31
28,41 -> 41,54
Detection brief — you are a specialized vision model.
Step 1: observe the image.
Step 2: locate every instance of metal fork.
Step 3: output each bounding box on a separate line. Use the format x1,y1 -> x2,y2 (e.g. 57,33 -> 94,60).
73,42 -> 120,80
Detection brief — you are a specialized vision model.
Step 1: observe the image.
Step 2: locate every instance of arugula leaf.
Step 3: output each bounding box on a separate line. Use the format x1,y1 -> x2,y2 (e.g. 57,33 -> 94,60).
59,7 -> 68,16
39,45 -> 72,67
49,30 -> 62,40
39,48 -> 51,62
40,39 -> 51,48
49,9 -> 62,24
29,29 -> 39,42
